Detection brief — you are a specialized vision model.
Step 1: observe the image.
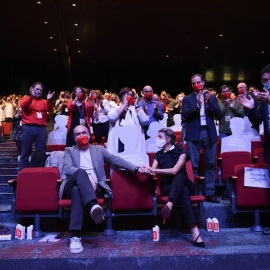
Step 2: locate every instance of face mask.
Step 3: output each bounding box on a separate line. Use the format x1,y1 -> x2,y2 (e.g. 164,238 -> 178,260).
91,95 -> 96,102
222,92 -> 230,99
126,95 -> 134,105
65,94 -> 70,99
77,135 -> 89,147
155,138 -> 166,149
34,90 -> 42,98
153,96 -> 159,101
78,93 -> 84,101
145,92 -> 153,101
61,94 -> 65,98
193,83 -> 202,93
238,89 -> 244,95
178,97 -> 183,101
111,98 -> 116,102
263,81 -> 270,92
7,98 -> 11,102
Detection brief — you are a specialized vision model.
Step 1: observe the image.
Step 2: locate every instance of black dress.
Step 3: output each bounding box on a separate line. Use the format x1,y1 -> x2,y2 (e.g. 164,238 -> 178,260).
66,104 -> 90,147
154,146 -> 197,226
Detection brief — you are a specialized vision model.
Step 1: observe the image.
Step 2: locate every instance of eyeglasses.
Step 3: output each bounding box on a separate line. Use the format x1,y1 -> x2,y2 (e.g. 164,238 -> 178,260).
261,78 -> 270,84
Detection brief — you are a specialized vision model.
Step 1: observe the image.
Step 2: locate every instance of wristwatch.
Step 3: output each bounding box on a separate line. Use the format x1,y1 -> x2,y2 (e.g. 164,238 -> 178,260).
134,166 -> 141,173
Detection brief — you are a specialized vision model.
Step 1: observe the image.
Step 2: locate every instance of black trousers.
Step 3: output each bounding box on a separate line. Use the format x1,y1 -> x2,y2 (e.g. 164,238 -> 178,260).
161,172 -> 197,226
92,121 -> 109,144
64,169 -> 104,230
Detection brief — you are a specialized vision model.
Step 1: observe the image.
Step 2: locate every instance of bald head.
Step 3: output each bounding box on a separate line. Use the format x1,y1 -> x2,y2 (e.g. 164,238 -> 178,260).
73,125 -> 89,137
237,82 -> 247,95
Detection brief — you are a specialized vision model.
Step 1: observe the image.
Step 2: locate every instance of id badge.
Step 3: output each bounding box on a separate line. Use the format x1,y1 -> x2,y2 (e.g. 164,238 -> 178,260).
119,119 -> 126,126
65,108 -> 68,112
80,118 -> 85,125
37,112 -> 42,119
225,115 -> 231,122
20,121 -> 22,126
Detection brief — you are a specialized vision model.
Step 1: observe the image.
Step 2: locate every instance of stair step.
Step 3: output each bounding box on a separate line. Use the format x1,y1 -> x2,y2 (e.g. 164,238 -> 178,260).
0,184 -> 13,193
0,175 -> 17,183
0,194 -> 13,204
0,163 -> 18,168
0,168 -> 18,175
0,204 -> 12,212
0,159 -> 19,164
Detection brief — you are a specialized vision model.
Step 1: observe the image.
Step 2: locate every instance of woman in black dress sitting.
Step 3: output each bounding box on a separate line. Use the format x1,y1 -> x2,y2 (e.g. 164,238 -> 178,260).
147,128 -> 205,248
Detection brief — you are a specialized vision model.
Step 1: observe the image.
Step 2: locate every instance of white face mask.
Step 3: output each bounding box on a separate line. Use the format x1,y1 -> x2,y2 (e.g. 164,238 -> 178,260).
155,138 -> 166,149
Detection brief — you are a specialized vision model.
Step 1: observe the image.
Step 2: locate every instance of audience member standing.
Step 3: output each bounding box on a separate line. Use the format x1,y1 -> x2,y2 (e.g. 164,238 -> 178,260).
66,87 -> 94,147
18,82 -> 54,172
107,87 -> 149,154
58,91 -> 71,116
237,82 -> 259,132
166,93 -> 184,127
238,64 -> 270,235
182,74 -> 222,203
91,90 -> 110,145
138,85 -> 164,138
3,96 -> 16,122
218,85 -> 244,141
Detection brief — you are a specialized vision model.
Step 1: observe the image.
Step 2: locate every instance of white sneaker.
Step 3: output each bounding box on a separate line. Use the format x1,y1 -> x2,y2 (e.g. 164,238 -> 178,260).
70,237 -> 83,253
90,204 -> 105,224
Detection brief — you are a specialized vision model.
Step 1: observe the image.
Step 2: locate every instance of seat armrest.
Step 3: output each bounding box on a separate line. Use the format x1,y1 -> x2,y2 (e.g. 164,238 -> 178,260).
217,157 -> 222,166
194,176 -> 205,185
228,175 -> 237,184
252,156 -> 258,164
8,179 -> 17,186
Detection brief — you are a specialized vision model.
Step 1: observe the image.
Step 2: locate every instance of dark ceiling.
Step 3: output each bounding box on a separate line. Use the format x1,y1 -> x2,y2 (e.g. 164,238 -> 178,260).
1,0 -> 270,96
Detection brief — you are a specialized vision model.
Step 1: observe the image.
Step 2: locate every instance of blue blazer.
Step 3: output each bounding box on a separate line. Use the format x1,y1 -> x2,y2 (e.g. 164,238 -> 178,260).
247,103 -> 270,163
182,92 -> 222,143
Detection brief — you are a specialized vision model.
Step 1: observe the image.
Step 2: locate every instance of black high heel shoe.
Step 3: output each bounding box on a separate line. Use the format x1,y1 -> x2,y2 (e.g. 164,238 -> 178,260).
161,204 -> 171,224
193,234 -> 205,248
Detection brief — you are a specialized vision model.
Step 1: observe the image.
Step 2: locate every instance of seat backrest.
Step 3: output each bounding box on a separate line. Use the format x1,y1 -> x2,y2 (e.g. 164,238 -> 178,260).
251,141 -> 263,156
16,167 -> 60,211
174,131 -> 181,147
46,145 -> 66,151
234,164 -> 270,207
254,148 -> 265,164
146,152 -> 155,167
110,170 -> 153,210
156,161 -> 194,197
221,151 -> 252,180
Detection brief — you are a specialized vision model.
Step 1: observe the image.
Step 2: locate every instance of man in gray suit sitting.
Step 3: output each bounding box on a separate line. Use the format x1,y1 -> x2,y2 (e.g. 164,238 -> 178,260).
60,125 -> 145,253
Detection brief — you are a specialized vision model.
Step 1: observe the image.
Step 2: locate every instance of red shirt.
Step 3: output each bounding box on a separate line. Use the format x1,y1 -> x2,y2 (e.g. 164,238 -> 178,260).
20,96 -> 53,126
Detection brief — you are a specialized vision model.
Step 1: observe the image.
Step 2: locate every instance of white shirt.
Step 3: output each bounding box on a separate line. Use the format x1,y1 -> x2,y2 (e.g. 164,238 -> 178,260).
163,145 -> 175,153
196,93 -> 207,126
79,148 -> 98,182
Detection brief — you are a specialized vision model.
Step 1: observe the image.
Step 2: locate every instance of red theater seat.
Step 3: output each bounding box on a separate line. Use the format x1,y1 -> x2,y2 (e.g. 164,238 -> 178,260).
254,148 -> 265,164
3,122 -> 12,136
46,145 -> 66,151
229,163 -> 270,231
251,141 -> 263,156
8,167 -> 61,237
110,170 -> 154,211
155,160 -> 205,225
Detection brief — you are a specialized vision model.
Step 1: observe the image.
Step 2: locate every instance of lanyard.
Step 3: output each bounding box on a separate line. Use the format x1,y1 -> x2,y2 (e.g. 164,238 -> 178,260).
145,102 -> 153,116
76,103 -> 85,119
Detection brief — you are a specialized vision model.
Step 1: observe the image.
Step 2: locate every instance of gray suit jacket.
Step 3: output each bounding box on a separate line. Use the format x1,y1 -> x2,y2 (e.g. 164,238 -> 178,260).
59,144 -> 137,199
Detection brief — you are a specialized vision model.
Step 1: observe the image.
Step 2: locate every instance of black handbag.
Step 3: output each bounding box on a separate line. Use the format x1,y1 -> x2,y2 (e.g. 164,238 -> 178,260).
12,124 -> 22,141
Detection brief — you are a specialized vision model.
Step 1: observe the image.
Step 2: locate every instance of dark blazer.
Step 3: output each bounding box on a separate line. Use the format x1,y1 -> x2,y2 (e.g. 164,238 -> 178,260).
246,103 -> 270,163
182,92 -> 222,143
60,144 -> 137,199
